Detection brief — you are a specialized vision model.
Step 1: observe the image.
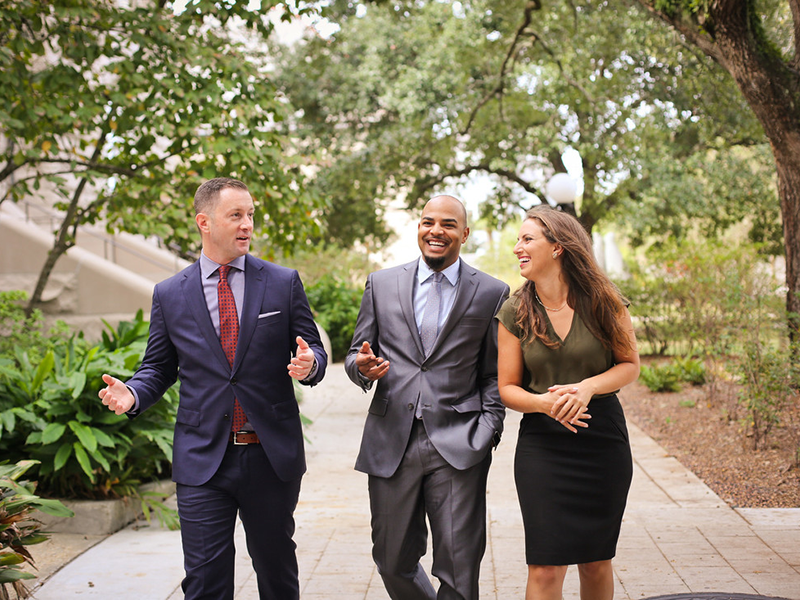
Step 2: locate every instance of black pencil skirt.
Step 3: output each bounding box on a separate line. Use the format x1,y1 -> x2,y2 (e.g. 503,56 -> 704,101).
514,394 -> 633,565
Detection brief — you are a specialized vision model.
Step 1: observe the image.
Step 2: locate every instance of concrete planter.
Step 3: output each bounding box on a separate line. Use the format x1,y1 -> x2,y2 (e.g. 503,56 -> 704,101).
38,480 -> 176,536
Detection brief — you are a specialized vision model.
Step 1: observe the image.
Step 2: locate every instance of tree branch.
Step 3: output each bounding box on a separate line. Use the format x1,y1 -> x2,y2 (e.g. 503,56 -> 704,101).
788,0 -> 800,70
0,158 -> 29,186
634,1 -> 726,66
410,163 -> 545,206
521,29 -> 597,106
35,155 -> 169,178
459,0 -> 542,135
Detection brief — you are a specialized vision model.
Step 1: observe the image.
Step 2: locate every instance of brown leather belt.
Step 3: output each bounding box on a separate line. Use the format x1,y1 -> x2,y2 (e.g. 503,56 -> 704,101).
230,431 -> 260,445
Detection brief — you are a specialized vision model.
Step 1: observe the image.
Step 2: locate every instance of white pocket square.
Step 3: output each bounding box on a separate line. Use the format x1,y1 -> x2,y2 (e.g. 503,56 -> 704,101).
258,311 -> 281,319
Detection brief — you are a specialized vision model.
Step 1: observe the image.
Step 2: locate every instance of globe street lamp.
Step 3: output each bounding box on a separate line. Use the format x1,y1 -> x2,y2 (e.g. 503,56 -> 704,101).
546,173 -> 578,217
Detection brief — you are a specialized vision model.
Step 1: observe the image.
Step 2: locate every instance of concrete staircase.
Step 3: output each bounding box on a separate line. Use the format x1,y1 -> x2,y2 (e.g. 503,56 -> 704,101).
0,199 -> 191,339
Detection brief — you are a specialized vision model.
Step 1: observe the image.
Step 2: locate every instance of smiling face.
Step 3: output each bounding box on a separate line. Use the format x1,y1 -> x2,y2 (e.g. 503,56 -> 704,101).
196,186 -> 254,265
417,195 -> 469,271
514,217 -> 559,281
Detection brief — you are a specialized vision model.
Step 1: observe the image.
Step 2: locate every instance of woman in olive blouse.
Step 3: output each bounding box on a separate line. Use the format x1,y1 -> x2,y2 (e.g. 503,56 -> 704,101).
497,205 -> 640,600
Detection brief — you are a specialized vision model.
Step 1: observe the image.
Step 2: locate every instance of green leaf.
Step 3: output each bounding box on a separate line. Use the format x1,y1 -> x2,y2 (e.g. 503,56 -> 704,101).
68,421 -> 97,453
41,422 -> 67,445
31,498 -> 74,518
0,409 -> 15,432
91,427 -> 115,448
31,350 -> 55,393
0,567 -> 37,582
70,371 -> 87,399
73,443 -> 95,483
19,532 -> 51,545
0,553 -> 26,566
54,442 -> 73,471
88,447 -> 110,473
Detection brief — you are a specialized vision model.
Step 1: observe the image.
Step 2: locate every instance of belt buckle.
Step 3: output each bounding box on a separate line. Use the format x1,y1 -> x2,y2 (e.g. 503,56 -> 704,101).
232,431 -> 248,445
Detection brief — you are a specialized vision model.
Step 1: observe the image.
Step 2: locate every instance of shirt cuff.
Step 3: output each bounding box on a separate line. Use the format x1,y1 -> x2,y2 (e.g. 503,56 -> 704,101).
356,369 -> 373,390
126,385 -> 140,414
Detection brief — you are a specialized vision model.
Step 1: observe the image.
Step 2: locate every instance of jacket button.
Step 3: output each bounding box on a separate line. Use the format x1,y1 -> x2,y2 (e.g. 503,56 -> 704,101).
421,366 -> 428,372
407,403 -> 414,410
224,413 -> 230,420
231,378 -> 237,385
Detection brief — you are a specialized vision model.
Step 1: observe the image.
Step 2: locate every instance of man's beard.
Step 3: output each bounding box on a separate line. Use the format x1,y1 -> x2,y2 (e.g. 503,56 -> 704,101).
423,254 -> 447,271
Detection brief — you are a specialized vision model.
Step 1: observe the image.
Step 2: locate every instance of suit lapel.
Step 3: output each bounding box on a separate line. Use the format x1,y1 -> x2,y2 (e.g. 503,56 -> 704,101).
398,260 -> 425,357
427,260 -> 479,357
182,262 -> 230,370
235,255 -> 265,372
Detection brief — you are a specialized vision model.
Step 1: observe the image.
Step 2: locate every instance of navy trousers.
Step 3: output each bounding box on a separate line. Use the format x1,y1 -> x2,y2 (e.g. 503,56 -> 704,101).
176,443 -> 302,600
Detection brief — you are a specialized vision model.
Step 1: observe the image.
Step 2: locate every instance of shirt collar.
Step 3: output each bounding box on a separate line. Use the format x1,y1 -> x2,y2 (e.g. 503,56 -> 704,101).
200,252 -> 247,279
417,257 -> 460,287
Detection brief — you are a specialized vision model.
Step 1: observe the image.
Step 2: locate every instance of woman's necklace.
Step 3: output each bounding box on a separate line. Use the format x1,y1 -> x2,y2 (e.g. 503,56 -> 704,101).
535,290 -> 568,312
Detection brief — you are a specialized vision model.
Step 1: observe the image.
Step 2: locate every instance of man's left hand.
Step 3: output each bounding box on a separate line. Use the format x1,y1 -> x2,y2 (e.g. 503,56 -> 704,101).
288,336 -> 315,380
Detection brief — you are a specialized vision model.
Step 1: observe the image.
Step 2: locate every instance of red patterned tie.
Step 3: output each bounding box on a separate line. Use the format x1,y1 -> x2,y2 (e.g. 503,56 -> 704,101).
218,265 -> 247,432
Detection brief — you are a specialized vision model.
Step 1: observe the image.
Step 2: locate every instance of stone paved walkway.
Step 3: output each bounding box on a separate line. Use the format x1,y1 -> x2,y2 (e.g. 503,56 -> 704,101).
31,364 -> 800,599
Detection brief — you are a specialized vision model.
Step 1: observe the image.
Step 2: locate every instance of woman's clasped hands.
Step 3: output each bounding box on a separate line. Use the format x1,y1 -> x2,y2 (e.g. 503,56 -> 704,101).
547,383 -> 592,433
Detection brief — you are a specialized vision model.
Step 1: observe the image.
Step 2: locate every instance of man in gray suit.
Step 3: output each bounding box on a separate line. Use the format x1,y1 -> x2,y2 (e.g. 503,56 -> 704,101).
345,195 -> 509,600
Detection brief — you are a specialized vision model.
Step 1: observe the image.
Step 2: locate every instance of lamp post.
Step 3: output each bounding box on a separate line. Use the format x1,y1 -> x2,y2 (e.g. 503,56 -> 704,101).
546,173 -> 578,217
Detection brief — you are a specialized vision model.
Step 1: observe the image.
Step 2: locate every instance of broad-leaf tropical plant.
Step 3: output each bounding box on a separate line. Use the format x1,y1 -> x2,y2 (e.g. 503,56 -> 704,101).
0,459 -> 73,599
0,311 -> 177,502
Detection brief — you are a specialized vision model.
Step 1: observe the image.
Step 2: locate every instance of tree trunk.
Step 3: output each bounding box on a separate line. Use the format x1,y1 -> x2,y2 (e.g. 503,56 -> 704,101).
25,177 -> 88,318
636,0 -> 800,336
775,152 -> 800,336
708,4 -> 800,336
25,128 -> 107,318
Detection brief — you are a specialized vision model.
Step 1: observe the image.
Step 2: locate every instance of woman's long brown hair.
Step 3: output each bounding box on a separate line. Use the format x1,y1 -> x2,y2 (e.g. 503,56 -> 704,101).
514,205 -> 634,355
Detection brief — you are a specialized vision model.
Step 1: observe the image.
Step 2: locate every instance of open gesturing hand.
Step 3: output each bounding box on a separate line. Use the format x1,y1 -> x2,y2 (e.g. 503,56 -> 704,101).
355,341 -> 390,381
98,374 -> 135,415
288,336 -> 316,380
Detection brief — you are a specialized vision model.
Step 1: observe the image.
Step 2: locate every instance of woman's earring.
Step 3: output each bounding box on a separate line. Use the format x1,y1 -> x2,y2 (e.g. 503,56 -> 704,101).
552,252 -> 558,259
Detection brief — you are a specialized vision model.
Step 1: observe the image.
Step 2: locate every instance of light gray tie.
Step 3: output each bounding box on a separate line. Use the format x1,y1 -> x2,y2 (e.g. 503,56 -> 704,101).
420,272 -> 443,356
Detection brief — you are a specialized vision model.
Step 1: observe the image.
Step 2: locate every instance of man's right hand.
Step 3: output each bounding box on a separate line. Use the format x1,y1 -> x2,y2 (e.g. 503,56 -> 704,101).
355,341 -> 390,381
98,374 -> 136,415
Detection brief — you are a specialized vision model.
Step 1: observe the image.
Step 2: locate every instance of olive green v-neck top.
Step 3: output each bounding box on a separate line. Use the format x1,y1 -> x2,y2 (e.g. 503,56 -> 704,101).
496,295 -> 615,395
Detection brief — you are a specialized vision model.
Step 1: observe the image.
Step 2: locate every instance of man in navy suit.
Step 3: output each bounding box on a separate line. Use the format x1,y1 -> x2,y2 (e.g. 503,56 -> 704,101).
99,177 -> 327,599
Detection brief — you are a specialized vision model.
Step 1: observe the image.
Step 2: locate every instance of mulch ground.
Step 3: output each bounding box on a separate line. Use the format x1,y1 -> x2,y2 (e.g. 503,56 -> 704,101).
619,368 -> 800,508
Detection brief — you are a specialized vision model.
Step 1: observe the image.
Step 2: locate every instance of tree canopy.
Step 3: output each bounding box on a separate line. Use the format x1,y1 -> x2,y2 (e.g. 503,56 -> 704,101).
1,0 -> 324,311
274,0 -> 794,325
275,0 -> 777,244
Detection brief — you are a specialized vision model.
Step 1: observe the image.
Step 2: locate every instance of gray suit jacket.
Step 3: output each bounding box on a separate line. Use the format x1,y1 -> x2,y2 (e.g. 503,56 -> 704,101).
345,259 -> 510,478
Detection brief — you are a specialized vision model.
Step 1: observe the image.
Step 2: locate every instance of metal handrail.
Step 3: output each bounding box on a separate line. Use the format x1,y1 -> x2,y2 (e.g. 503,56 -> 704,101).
16,200 -> 186,276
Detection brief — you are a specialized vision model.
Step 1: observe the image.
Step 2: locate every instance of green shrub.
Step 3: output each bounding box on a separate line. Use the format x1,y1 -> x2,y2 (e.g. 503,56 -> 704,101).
640,355 -> 706,393
0,311 -> 178,503
616,266 -> 679,356
737,342 -> 798,450
640,363 -> 682,393
0,291 -> 72,363
0,460 -> 73,599
672,355 -> 706,386
619,239 -> 783,361
305,273 -> 363,362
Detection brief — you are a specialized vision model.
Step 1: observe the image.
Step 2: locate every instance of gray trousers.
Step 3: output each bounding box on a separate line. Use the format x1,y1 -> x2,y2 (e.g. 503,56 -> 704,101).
367,419 -> 492,600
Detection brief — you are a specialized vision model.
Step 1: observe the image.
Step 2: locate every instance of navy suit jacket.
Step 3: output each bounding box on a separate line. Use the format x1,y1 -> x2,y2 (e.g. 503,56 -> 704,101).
126,254 -> 327,485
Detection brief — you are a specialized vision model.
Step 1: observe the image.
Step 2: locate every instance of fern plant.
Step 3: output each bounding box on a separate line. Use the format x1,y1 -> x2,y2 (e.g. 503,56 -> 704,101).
640,363 -> 682,393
